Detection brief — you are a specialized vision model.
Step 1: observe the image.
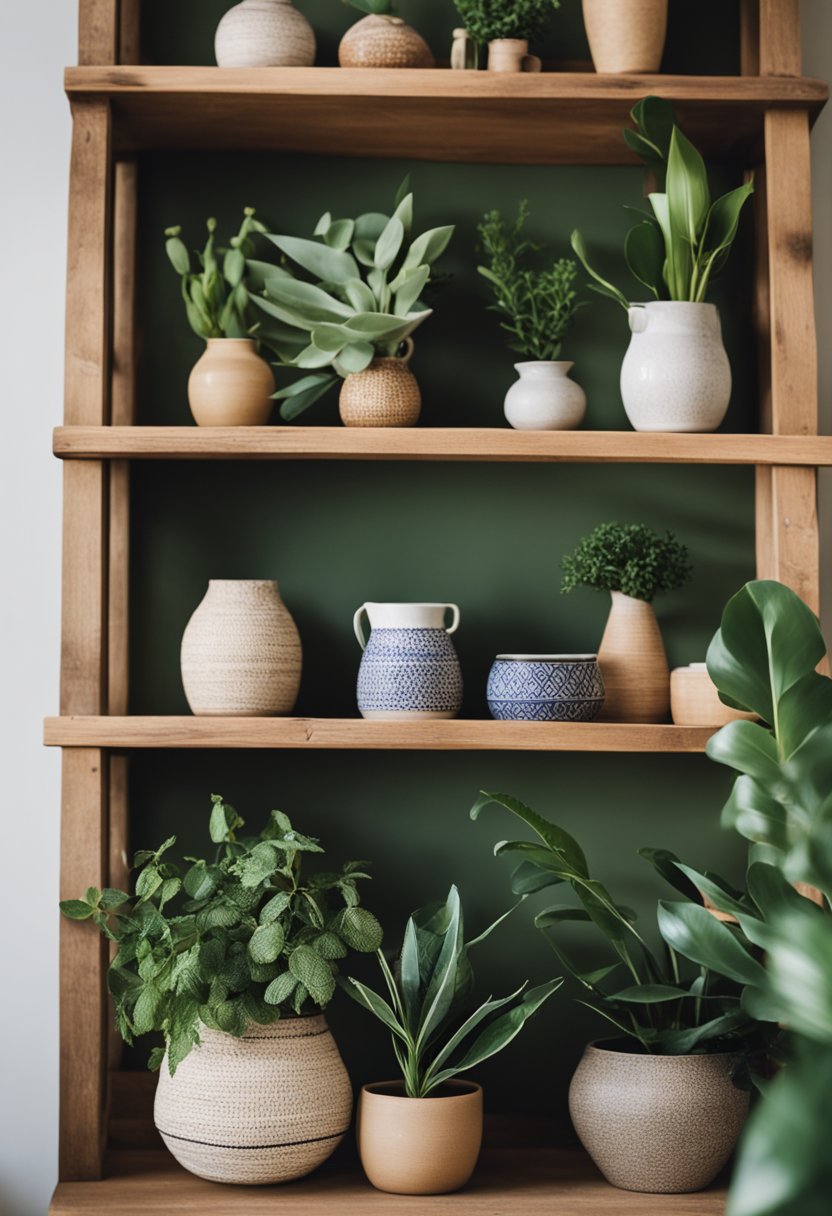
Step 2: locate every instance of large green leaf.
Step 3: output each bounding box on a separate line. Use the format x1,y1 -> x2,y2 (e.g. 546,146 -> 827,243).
657,900 -> 767,987
265,233 -> 359,284
277,374 -> 336,420
339,976 -> 409,1042
720,774 -> 789,852
288,945 -> 336,1007
673,862 -> 751,919
570,229 -> 629,310
638,848 -> 701,901
666,126 -> 710,247
399,916 -> 421,1035
763,908 -> 832,1042
402,225 -> 454,271
652,1008 -> 748,1054
334,342 -> 375,374
706,720 -> 781,784
415,886 -> 463,1048
259,278 -> 354,326
624,220 -> 665,297
648,190 -> 691,300
374,215 -> 404,271
471,792 -> 589,877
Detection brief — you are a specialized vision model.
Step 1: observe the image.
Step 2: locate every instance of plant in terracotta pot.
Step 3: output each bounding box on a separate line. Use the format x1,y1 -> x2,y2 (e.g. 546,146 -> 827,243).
214,0 -> 316,68
571,97 -> 754,432
60,795 -> 382,1185
582,0 -> 668,74
478,200 -> 587,430
341,884 -> 561,1194
165,209 -> 277,427
454,0 -> 559,71
248,181 -> 453,426
560,521 -> 691,722
339,0 -> 434,68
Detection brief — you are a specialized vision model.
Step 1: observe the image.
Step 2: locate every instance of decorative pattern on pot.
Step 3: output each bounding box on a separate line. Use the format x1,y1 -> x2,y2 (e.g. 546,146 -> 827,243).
504,362 -> 587,430
582,0 -> 668,73
487,655 -> 604,722
671,663 -> 758,727
569,1042 -> 749,1193
487,39 -> 542,72
621,302 -> 731,433
188,338 -> 275,427
354,602 -> 463,720
339,339 -> 421,427
598,591 -> 670,722
154,1017 -> 352,1185
181,580 -> 302,716
215,0 -> 316,67
339,15 -> 434,68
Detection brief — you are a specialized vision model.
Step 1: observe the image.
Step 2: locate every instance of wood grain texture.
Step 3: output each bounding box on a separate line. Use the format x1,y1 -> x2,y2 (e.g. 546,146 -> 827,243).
739,0 -> 760,76
78,0 -> 118,65
759,0 -> 801,75
770,465 -> 820,612
118,0 -> 141,64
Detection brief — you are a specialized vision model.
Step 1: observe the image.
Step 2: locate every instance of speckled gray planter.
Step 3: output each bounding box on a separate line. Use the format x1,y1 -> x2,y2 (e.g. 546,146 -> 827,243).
569,1042 -> 749,1193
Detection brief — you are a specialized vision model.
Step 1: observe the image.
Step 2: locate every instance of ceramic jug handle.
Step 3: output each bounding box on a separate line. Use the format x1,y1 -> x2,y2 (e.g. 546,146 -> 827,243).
400,336 -> 415,365
444,604 -> 461,635
353,605 -> 369,650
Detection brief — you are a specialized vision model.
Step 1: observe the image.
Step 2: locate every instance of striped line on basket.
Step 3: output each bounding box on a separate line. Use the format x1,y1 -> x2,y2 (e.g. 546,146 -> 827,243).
157,1128 -> 350,1151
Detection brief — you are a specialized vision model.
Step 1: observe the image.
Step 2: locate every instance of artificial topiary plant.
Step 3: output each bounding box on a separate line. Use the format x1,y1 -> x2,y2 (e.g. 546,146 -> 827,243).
560,522 -> 691,603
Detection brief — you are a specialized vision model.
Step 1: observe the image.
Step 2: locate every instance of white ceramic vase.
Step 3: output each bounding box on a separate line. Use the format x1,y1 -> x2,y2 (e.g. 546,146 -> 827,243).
620,301 -> 731,432
215,0 -> 316,68
504,361 -> 587,430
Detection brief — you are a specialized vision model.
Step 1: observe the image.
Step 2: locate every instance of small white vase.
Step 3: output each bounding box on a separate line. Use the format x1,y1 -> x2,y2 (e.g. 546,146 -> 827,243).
620,301 -> 731,433
504,362 -> 587,430
215,0 -> 316,68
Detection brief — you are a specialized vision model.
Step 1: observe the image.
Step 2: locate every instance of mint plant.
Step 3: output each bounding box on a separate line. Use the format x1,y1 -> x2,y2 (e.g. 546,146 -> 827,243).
60,796 -> 382,1074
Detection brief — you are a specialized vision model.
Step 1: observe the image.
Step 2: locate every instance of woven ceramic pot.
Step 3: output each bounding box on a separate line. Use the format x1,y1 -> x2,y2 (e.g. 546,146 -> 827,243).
181,580 -> 302,716
215,0 -> 315,67
582,0 -> 667,73
504,361 -> 587,430
154,1017 -> 352,1185
487,654 -> 604,722
188,339 -> 275,427
339,14 -> 434,68
354,602 -> 463,720
339,340 -> 421,427
597,591 -> 669,723
569,1042 -> 749,1193
357,1081 -> 483,1194
671,664 -> 758,727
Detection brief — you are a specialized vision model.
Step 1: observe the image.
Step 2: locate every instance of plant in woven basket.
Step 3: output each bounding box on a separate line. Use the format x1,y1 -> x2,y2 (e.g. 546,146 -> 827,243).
60,795 -> 382,1074
560,522 -> 691,604
165,208 -> 268,340
453,0 -> 560,43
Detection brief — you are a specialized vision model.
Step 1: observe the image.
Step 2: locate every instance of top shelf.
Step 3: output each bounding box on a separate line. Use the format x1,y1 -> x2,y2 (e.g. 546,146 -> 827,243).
65,67 -> 828,163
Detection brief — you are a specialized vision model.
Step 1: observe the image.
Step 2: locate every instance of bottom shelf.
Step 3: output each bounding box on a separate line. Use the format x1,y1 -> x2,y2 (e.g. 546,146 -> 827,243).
50,1148 -> 729,1214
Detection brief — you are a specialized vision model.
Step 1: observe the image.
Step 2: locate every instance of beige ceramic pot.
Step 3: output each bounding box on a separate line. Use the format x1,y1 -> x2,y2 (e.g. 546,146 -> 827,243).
188,338 -> 274,427
214,0 -> 316,67
154,1017 -> 352,1185
597,591 -> 669,722
487,39 -> 542,73
180,579 -> 302,715
357,1080 -> 483,1194
569,1042 -> 749,1193
582,0 -> 668,73
339,15 -> 434,68
671,664 -> 758,727
339,339 -> 421,427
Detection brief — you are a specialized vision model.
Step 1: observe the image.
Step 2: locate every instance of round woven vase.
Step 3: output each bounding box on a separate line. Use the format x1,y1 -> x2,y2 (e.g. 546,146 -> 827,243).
154,1017 -> 352,1185
338,14 -> 434,68
339,346 -> 421,427
214,0 -> 316,67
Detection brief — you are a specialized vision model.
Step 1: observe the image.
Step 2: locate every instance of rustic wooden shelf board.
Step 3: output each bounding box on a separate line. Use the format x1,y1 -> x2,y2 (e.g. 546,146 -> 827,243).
65,67 -> 828,162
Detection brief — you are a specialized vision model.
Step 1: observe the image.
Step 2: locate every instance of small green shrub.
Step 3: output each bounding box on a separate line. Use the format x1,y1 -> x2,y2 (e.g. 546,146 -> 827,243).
454,0 -> 560,43
560,522 -> 691,603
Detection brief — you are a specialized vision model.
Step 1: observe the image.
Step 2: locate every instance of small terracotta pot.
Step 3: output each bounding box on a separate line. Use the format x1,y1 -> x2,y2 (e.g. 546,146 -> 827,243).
671,664 -> 758,727
339,15 -> 434,68
569,1041 -> 749,1193
357,1080 -> 483,1195
188,338 -> 274,427
582,0 -> 668,73
487,38 -> 542,73
597,591 -> 669,723
339,339 -> 421,427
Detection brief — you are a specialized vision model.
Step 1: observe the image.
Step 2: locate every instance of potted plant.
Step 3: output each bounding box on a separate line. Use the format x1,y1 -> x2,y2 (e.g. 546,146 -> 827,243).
470,791 -> 777,1194
165,209 -> 276,427
453,0 -> 559,72
560,522 -> 691,722
248,181 -> 453,427
60,795 -> 382,1185
582,0 -> 667,74
341,884 -> 560,1194
572,97 -> 754,432
338,0 -> 434,68
477,200 -> 587,430
214,0 -> 315,68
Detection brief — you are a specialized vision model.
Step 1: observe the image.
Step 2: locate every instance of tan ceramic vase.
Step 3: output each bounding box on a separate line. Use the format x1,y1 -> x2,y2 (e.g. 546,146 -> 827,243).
597,591 -> 669,723
569,1043 -> 749,1193
339,339 -> 421,427
214,0 -> 316,67
670,664 -> 758,727
339,15 -> 434,68
154,1017 -> 352,1185
582,0 -> 667,73
180,579 -> 302,716
188,338 -> 274,427
357,1081 -> 483,1195
487,39 -> 542,73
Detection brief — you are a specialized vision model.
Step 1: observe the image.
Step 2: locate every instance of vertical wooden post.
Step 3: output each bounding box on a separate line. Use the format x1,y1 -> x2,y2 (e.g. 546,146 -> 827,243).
78,0 -> 120,65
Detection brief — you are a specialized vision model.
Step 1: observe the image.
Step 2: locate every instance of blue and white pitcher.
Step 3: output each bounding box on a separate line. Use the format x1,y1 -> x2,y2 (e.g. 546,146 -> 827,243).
354,602 -> 463,720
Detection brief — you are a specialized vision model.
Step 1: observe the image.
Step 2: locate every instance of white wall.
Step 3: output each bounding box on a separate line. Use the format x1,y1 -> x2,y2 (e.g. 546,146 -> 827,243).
0,4 -> 828,1214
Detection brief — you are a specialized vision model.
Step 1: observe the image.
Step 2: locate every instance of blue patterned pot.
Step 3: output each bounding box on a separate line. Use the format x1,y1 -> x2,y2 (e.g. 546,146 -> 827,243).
355,602 -> 463,720
487,654 -> 604,722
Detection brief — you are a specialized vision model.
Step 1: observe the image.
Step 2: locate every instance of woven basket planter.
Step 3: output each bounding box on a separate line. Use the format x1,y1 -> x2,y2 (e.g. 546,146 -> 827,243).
153,1016 -> 352,1185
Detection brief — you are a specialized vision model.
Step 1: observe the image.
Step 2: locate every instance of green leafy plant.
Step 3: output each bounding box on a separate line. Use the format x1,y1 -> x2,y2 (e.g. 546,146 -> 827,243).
60,795 -> 382,1074
341,884 -> 561,1097
247,180 -> 453,420
560,522 -> 691,603
453,0 -> 560,43
343,0 -> 393,13
571,97 -> 754,307
477,201 -> 584,361
165,209 -> 268,340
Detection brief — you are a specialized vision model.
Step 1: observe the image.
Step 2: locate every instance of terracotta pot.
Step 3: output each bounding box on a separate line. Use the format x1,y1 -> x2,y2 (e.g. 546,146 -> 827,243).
339,339 -> 421,427
154,1017 -> 352,1185
597,591 -> 669,722
569,1042 -> 749,1193
671,664 -> 758,727
582,0 -> 668,73
188,338 -> 274,427
339,15 -> 434,68
487,38 -> 542,73
357,1080 -> 483,1194
214,0 -> 316,67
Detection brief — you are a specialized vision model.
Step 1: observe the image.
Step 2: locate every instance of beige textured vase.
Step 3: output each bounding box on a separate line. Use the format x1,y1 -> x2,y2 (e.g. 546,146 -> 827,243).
154,1017 -> 352,1185
339,15 -> 434,68
569,1043 -> 749,1193
188,339 -> 275,427
180,579 -> 302,716
671,664 -> 758,727
214,0 -> 316,67
597,591 -> 670,722
339,340 -> 421,427
357,1081 -> 483,1194
487,39 -> 542,73
582,0 -> 668,73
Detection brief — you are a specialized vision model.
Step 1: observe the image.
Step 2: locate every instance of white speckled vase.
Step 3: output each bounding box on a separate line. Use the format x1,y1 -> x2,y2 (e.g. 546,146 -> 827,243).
569,1042 -> 749,1193
504,362 -> 587,430
215,0 -> 316,67
620,302 -> 731,433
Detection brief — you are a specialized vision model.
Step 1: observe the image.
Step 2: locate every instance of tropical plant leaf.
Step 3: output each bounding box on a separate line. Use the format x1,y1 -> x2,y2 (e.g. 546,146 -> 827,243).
265,233 -> 359,284
657,901 -> 767,987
